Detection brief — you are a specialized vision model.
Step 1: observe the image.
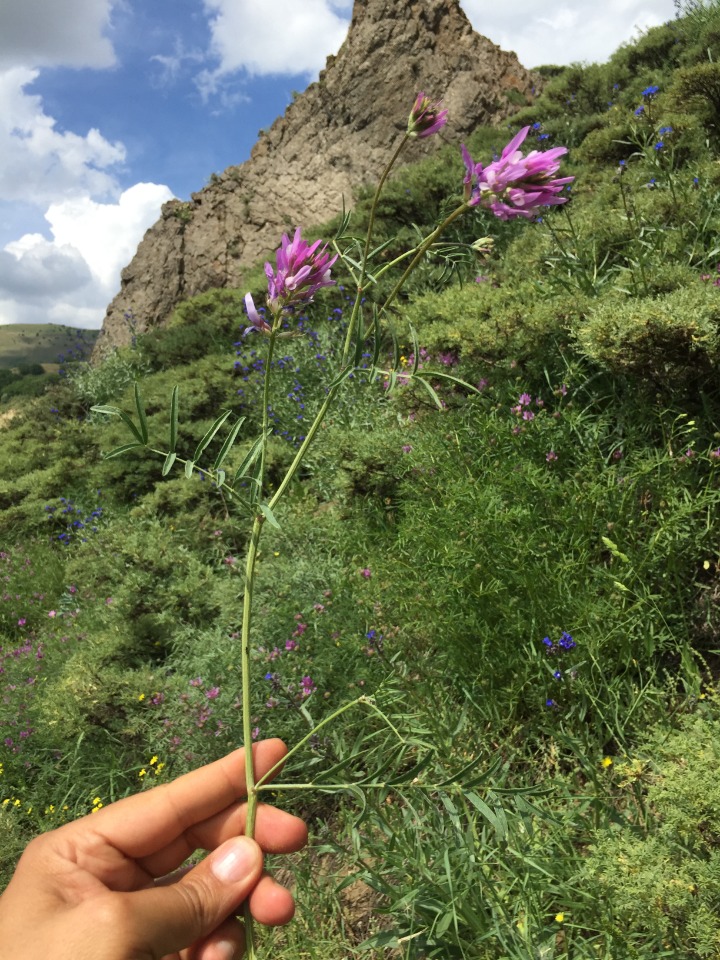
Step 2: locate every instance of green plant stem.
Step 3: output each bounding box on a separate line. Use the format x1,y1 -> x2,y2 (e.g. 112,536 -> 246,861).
267,381 -> 341,511
618,176 -> 650,296
377,203 -> 468,320
255,694 -> 406,791
341,133 -> 410,366
259,332 -> 277,495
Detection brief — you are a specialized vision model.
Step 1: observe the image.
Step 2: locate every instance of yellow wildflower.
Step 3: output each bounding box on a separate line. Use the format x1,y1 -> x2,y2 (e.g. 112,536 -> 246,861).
138,769 -> 147,778
13,799 -> 20,807
149,756 -> 158,766
154,762 -> 165,775
601,757 -> 613,768
555,913 -> 565,923
137,693 -> 145,702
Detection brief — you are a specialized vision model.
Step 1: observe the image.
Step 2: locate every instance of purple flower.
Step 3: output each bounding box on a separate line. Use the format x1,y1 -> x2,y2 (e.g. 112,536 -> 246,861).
265,228 -> 337,310
205,686 -> 220,699
17,618 -> 26,627
285,638 -> 298,651
462,128 -> 574,220
301,676 -> 316,698
546,450 -> 558,462
243,293 -> 271,335
407,92 -> 448,138
360,567 -> 372,579
642,85 -> 659,97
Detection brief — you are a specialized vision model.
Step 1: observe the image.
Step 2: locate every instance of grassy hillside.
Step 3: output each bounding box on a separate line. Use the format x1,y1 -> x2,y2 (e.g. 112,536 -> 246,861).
0,323 -> 98,368
2,5 -> 720,958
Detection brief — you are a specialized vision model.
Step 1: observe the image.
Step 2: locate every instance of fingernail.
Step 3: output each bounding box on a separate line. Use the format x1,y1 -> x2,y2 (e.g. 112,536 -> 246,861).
211,837 -> 258,883
214,939 -> 237,960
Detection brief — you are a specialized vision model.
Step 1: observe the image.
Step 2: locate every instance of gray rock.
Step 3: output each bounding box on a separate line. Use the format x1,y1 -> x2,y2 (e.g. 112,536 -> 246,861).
92,0 -> 538,359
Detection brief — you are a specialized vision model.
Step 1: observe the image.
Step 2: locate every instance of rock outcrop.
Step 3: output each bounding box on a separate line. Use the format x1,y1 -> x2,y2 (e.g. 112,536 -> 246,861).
93,0 -> 538,358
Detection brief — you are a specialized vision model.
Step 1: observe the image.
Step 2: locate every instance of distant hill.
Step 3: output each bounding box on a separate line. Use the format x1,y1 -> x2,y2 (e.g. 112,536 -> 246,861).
0,324 -> 99,369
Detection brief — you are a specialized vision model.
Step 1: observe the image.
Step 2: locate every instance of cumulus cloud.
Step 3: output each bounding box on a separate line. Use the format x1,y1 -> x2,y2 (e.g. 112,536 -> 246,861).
0,237 -> 91,299
200,0 -> 350,84
0,67 -> 126,205
0,183 -> 173,327
460,0 -> 675,67
0,0 -> 117,70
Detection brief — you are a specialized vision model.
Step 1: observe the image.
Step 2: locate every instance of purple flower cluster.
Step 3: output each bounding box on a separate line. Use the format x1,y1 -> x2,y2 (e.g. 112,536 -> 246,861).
245,228 -> 337,334
462,127 -> 574,220
542,631 -> 578,706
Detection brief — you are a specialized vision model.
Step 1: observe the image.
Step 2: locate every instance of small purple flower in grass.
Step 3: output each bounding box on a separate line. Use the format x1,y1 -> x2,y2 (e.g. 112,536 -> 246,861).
301,676 -> 316,698
407,92 -> 448,138
205,686 -> 220,700
546,450 -> 558,462
462,127 -> 574,220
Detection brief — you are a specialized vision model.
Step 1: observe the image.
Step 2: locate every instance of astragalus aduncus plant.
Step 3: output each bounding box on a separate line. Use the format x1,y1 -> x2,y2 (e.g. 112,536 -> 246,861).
92,93 -> 574,957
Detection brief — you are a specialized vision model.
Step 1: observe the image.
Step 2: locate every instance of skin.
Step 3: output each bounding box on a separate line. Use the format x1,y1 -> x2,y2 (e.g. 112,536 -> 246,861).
0,739 -> 307,960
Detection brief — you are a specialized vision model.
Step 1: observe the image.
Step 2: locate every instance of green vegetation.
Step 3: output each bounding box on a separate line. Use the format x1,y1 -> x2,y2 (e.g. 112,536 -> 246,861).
3,5 -> 720,957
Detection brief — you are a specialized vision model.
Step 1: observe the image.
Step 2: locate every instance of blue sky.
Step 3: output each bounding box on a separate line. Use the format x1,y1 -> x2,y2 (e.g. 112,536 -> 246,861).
0,0 -> 676,330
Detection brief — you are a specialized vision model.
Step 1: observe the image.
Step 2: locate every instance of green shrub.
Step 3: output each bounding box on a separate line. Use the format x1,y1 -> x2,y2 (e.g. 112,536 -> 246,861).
572,283 -> 720,385
582,710 -> 720,958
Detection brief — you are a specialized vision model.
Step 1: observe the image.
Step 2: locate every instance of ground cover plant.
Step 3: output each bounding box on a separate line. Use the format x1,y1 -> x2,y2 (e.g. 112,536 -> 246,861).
3,4 -> 720,957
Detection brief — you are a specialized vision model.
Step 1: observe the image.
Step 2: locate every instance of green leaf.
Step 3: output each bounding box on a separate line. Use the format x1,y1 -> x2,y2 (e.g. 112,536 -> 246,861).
169,385 -> 179,453
185,459 -> 194,479
258,502 -> 281,529
162,451 -> 177,476
465,790 -> 502,835
212,416 -> 246,470
91,404 -> 121,416
233,434 -> 265,484
216,468 -> 225,486
409,323 -> 421,376
116,409 -> 145,445
134,382 -> 148,444
413,375 -> 444,410
194,409 -> 232,463
102,442 -> 143,460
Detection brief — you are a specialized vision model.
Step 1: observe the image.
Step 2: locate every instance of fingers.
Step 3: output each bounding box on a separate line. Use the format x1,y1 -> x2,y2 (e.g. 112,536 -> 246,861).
140,801 -> 307,879
75,740 -> 289,860
120,836 -> 263,958
248,872 -> 296,926
186,915 -> 244,960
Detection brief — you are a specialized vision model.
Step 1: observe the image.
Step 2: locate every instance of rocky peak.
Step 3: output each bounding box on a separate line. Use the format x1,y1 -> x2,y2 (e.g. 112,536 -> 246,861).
93,0 -> 538,359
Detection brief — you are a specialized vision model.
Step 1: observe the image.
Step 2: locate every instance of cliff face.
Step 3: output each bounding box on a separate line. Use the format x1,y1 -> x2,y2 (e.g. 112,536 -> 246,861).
93,0 -> 538,358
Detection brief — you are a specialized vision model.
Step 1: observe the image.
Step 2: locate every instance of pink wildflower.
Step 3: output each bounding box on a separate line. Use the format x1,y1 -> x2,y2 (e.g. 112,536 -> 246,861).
360,568 -> 372,579
462,128 -> 574,220
205,686 -> 220,700
265,228 -> 337,310
407,92 -> 448,138
546,450 -> 558,462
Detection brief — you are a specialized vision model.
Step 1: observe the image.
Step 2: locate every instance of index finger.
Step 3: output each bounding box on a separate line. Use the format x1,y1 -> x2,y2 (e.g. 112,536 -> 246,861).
75,739 -> 288,859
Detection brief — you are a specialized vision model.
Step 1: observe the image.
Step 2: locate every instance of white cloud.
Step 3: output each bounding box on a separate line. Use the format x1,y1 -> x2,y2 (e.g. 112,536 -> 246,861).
0,0 -> 117,70
200,0 -> 350,83
0,67 -> 126,206
0,183 -> 174,327
459,0 -> 676,67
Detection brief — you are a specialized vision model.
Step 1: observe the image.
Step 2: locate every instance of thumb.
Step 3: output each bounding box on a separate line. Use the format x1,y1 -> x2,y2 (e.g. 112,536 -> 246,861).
122,836 -> 263,957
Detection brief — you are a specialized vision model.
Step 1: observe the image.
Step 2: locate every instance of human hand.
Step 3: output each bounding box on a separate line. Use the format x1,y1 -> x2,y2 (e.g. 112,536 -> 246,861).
0,739 -> 307,960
